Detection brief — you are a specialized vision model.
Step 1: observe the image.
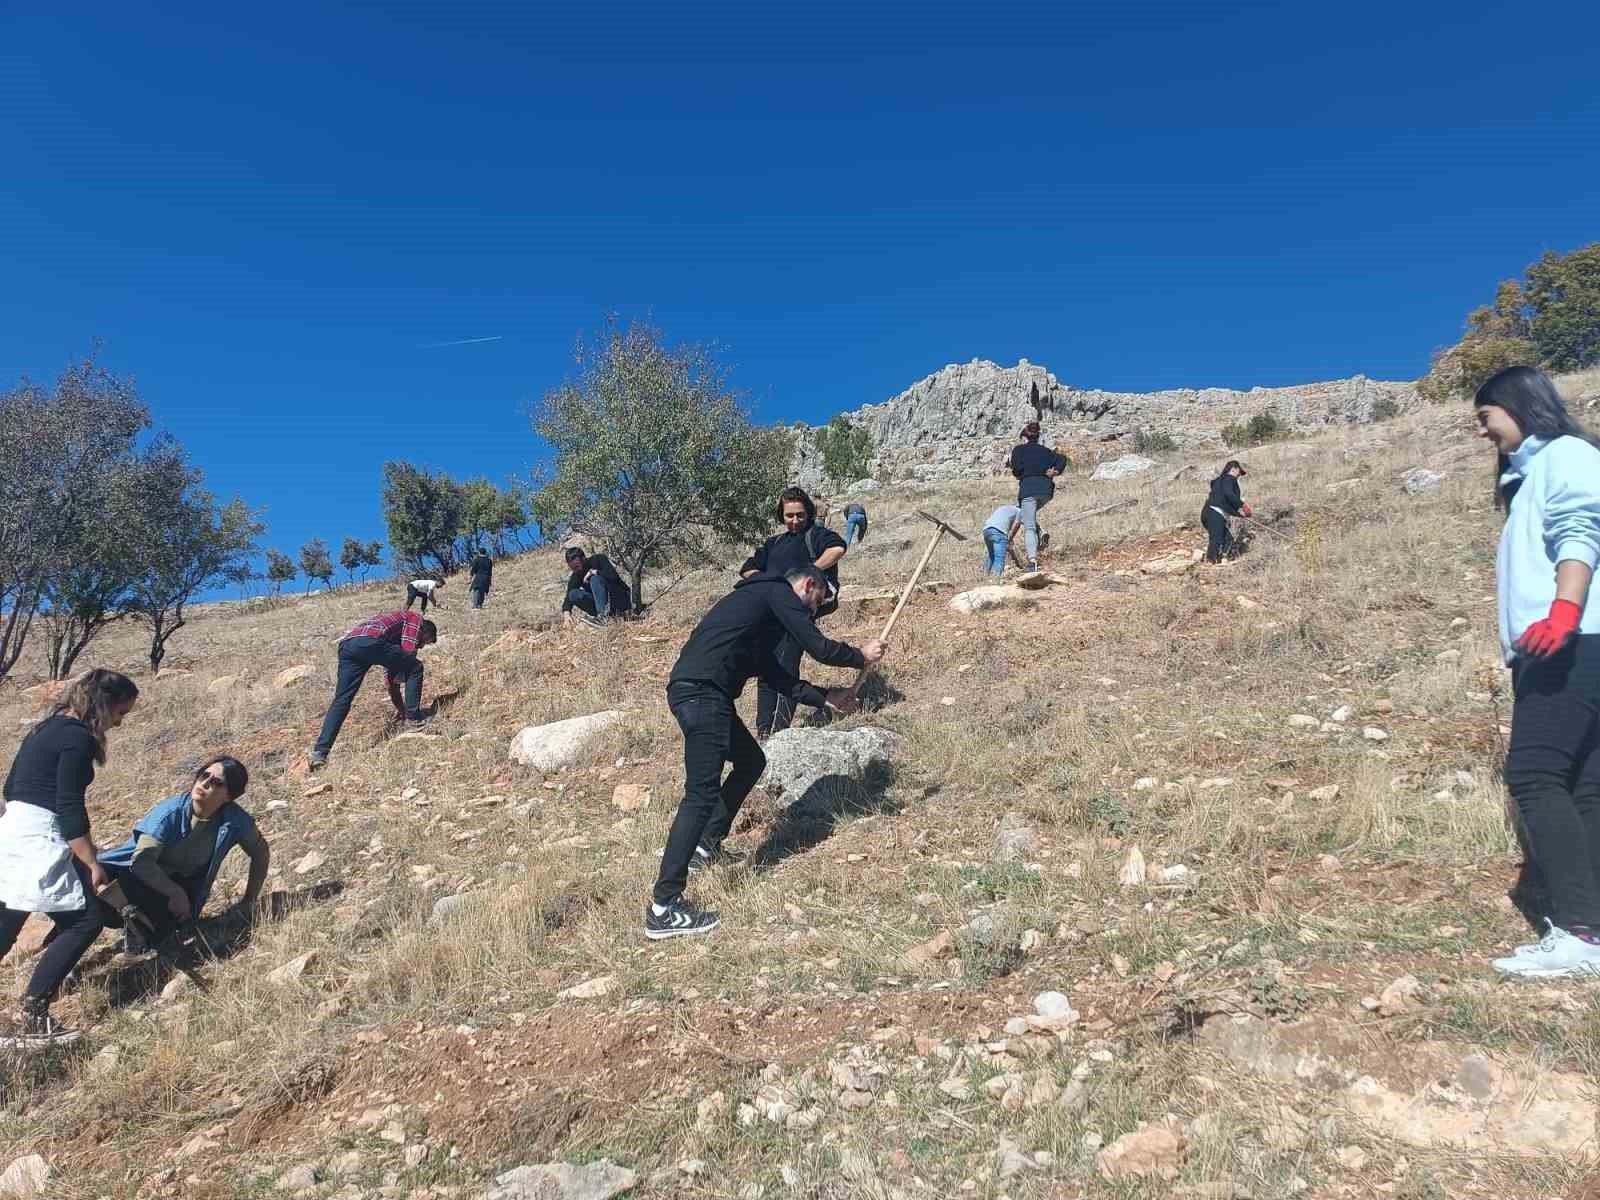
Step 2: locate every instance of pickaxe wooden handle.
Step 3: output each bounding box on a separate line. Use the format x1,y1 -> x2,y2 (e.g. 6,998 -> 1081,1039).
843,511 -> 966,702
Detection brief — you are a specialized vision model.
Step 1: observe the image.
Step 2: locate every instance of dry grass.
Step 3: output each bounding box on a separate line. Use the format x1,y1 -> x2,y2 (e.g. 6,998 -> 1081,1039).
1,382 -> 1598,1198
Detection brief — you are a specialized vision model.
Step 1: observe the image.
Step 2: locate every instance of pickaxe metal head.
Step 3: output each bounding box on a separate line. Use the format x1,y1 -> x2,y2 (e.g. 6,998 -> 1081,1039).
913,510 -> 969,541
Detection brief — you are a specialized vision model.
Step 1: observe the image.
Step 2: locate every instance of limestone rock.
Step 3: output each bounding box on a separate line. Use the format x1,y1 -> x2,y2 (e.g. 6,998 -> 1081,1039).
276,1164 -> 318,1191
508,711 -> 626,771
293,850 -> 325,875
1139,550 -> 1202,576
1119,845 -> 1147,888
949,584 -> 1031,614
482,1160 -> 638,1200
1286,714 -> 1319,730
1308,784 -> 1340,801
610,784 -> 652,812
758,727 -> 902,808
845,478 -> 879,495
1402,468 -> 1445,494
0,1154 -> 51,1198
995,811 -> 1036,861
1091,454 -> 1157,482
558,974 -> 619,1001
905,930 -> 955,965
266,951 -> 318,986
1096,1122 -> 1187,1181
274,664 -> 315,689
207,675 -> 241,695
429,894 -> 475,926
1377,974 -> 1422,1016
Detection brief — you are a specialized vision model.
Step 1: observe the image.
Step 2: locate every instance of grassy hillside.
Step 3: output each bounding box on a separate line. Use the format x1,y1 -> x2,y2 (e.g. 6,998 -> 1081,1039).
2,380 -> 1598,1199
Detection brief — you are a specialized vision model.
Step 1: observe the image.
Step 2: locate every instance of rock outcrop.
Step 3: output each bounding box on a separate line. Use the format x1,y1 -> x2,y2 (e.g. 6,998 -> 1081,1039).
790,358 -> 1418,489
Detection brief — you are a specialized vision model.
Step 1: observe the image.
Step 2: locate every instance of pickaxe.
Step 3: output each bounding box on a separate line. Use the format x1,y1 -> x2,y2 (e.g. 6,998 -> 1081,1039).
844,510 -> 967,702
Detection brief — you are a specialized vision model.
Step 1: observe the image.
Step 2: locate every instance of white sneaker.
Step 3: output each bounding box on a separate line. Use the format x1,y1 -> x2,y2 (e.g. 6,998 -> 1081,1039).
1491,926 -> 1600,978
1512,917 -> 1555,957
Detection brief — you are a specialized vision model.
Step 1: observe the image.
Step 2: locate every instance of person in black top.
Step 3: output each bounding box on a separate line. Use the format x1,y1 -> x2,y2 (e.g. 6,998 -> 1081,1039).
1201,460 -> 1251,563
1006,421 -> 1069,571
740,487 -> 848,737
469,547 -> 493,609
561,547 -> 631,627
645,566 -> 887,939
0,668 -> 139,1048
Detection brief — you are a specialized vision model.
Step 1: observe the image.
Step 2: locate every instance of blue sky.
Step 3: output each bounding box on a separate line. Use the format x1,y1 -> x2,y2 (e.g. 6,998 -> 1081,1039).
2,2 -> 1596,573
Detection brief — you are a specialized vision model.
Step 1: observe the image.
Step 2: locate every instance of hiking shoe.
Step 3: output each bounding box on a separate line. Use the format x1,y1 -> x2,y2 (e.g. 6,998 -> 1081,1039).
576,612 -> 608,629
1038,532 -> 1051,551
1,1002 -> 81,1049
687,845 -> 747,874
1026,561 -> 1039,573
1512,917 -> 1556,957
644,901 -> 720,940
1491,926 -> 1600,978
307,750 -> 328,770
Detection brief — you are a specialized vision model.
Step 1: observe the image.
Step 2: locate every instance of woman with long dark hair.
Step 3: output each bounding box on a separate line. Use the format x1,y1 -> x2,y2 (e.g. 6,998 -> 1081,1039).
0,669 -> 139,1046
1475,367 -> 1600,979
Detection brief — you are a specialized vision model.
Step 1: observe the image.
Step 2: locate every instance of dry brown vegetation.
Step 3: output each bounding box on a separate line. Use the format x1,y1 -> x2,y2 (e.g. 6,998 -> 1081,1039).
2,386 -> 1599,1200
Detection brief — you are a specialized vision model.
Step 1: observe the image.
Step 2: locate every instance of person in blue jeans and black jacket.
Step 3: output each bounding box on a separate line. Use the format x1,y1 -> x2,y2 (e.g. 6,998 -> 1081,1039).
645,566 -> 886,939
1473,366 -> 1600,979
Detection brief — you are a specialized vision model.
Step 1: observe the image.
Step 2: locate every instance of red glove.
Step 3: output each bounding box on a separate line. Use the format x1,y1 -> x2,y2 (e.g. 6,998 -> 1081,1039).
1516,599 -> 1582,658
1241,504 -> 1252,517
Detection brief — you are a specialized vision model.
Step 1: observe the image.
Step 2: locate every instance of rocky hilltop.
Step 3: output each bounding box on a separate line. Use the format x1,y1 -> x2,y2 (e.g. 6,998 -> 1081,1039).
790,358 -> 1419,488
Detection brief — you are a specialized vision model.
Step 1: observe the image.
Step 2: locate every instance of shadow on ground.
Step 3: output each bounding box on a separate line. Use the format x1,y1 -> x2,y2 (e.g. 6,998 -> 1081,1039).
751,762 -> 899,870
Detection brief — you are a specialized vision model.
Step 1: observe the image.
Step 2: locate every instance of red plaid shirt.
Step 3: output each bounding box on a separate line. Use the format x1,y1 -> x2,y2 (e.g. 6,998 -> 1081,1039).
343,610 -> 425,655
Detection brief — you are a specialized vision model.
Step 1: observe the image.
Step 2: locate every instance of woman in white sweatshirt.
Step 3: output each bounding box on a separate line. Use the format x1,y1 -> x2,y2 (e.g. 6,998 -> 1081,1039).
1475,366 -> 1600,979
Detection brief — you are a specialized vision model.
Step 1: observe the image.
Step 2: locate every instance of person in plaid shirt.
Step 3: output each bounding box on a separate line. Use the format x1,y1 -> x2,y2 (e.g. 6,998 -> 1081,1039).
308,610 -> 438,768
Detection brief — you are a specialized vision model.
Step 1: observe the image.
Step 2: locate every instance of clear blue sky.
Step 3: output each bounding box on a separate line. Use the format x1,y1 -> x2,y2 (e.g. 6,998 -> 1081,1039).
3,2 -> 1596,571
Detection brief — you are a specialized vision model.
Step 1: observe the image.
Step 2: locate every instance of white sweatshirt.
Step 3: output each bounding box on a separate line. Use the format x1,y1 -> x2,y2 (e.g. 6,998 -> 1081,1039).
1496,435 -> 1600,663
409,579 -> 441,596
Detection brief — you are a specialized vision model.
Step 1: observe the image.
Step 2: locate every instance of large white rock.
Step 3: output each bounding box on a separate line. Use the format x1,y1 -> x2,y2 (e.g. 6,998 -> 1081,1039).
482,1159 -> 637,1200
845,478 -> 880,495
1090,454 -> 1157,482
759,727 -> 903,808
1402,467 -> 1445,494
949,585 -> 1032,614
0,1155 -> 51,1198
508,711 -> 626,771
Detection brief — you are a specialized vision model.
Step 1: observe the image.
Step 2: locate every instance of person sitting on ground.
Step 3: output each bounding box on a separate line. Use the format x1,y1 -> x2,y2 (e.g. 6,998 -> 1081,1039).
308,610 -> 438,769
1006,421 -> 1068,572
982,502 -> 1022,577
645,566 -> 887,940
0,669 -> 140,1048
469,548 -> 493,609
98,755 -> 269,950
1201,460 -> 1250,563
405,577 -> 444,612
843,501 -> 868,547
561,546 -> 632,627
1471,366 -> 1600,980
740,487 -> 848,738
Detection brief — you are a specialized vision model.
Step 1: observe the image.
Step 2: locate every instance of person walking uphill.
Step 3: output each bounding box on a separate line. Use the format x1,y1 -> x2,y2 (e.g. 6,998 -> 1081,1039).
646,567 -> 887,939
1201,460 -> 1251,563
308,610 -> 437,769
843,502 -> 869,547
469,548 -> 493,609
1472,367 -> 1600,980
1006,422 -> 1068,572
561,546 -> 631,627
0,669 -> 139,1048
741,487 -> 848,737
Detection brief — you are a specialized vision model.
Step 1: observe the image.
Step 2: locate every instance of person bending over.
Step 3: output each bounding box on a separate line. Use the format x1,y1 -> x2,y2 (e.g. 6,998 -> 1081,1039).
309,610 -> 437,768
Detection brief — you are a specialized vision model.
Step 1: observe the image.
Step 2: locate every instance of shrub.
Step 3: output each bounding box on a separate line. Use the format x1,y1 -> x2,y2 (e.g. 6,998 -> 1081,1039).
1371,397 -> 1400,422
1132,429 -> 1177,453
1222,412 -> 1285,448
814,415 -> 875,484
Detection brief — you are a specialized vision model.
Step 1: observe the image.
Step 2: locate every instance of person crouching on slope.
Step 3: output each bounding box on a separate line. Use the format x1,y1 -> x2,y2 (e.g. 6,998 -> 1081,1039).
308,610 -> 438,769
1473,367 -> 1600,980
645,566 -> 887,940
1201,460 -> 1251,563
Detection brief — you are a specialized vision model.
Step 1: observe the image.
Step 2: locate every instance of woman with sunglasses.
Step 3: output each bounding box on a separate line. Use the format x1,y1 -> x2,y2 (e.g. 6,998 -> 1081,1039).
98,756 -> 270,949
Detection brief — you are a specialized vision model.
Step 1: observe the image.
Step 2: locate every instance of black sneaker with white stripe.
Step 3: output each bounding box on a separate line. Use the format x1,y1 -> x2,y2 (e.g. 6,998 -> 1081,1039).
644,901 -> 720,940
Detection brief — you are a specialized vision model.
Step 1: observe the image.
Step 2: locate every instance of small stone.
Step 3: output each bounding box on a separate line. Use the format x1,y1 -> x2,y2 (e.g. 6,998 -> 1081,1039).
1363,726 -> 1389,742
1374,699 -> 1395,714
695,1091 -> 728,1132
558,974 -> 619,1000
266,951 -> 318,986
1118,845 -> 1146,888
995,811 -> 1036,862
1317,854 -> 1342,873
293,850 -> 326,875
905,930 -> 955,964
160,976 -> 189,1002
1334,1145 -> 1368,1170
1308,784 -> 1340,802
483,1160 -> 638,1200
1033,991 -> 1076,1020
1096,1122 -> 1187,1181
402,1144 -> 427,1169
87,1043 -> 122,1078
273,664 -> 315,689
938,1078 -> 972,1100
378,1120 -> 406,1145
1287,714 -> 1319,730
1330,705 -> 1352,723
1377,973 -> 1422,1016
940,696 -> 956,706
1133,777 -> 1157,791
1018,929 -> 1046,954
611,783 -> 652,812
275,1164 -> 318,1191
0,1154 -> 51,1198
302,782 -> 333,798
1159,864 -> 1192,883
429,894 -> 473,926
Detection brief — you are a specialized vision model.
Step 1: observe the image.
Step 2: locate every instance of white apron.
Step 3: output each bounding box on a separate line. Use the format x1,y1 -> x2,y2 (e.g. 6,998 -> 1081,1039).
0,801 -> 87,912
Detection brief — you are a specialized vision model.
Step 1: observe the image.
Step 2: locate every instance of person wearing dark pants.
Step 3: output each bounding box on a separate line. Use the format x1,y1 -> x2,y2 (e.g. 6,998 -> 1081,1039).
0,668 -> 140,1048
308,611 -> 437,769
646,566 -> 886,939
1006,422 -> 1068,571
561,547 -> 631,627
469,548 -> 493,609
405,578 -> 443,612
1473,366 -> 1600,979
741,487 -> 847,738
1201,460 -> 1250,563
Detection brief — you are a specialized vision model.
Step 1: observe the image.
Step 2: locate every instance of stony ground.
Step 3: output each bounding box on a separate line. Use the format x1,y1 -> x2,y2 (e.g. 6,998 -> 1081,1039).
2,386 -> 1600,1200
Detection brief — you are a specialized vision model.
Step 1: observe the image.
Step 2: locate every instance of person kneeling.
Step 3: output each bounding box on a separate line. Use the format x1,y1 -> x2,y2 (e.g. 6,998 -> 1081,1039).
98,755 -> 270,951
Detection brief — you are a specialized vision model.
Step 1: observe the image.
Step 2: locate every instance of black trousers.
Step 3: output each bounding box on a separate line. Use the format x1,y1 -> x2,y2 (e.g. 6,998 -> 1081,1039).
313,636 -> 424,755
0,863 -> 105,1003
98,870 -> 188,945
469,585 -> 487,609
1506,634 -> 1600,930
755,635 -> 805,737
653,683 -> 766,906
1202,508 -> 1234,563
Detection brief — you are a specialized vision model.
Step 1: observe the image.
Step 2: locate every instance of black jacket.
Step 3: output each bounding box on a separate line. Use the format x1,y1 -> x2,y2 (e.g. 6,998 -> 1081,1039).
668,576 -> 865,707
1007,441 -> 1069,503
2,714 -> 97,841
470,553 -> 493,590
1203,472 -> 1245,521
741,523 -> 846,614
563,554 -> 631,612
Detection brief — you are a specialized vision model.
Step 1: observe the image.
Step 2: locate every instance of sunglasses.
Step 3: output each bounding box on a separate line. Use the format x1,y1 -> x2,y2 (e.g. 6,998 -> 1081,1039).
195,770 -> 228,790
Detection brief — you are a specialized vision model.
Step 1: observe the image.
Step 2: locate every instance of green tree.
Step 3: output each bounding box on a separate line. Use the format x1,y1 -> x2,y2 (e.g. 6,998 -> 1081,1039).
530,317 -> 792,608
299,538 -> 335,593
381,461 -> 465,575
1526,244 -> 1600,371
339,537 -> 365,586
813,415 -> 875,484
265,549 -> 296,597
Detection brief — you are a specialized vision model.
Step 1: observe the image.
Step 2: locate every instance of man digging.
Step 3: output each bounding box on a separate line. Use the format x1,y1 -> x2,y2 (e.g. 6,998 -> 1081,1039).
645,566 -> 886,939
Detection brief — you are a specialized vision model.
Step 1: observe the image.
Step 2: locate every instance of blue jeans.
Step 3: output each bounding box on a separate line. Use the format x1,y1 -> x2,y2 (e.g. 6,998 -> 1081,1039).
983,528 -> 1010,576
844,515 -> 866,546
314,636 -> 424,755
566,577 -> 611,619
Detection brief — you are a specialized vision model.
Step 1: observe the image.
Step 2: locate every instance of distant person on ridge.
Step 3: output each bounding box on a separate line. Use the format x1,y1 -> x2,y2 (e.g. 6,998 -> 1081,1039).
644,566 -> 886,939
561,546 -> 631,627
843,501 -> 868,547
405,577 -> 444,613
982,502 -> 1023,577
1201,460 -> 1250,563
308,610 -> 437,769
1005,421 -> 1068,572
469,548 -> 493,609
740,487 -> 847,737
